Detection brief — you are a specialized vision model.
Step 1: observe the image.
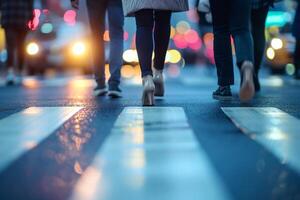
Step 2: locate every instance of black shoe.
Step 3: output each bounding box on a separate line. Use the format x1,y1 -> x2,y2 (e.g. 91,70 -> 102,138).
108,85 -> 122,98
94,85 -> 107,96
253,75 -> 261,92
212,86 -> 233,100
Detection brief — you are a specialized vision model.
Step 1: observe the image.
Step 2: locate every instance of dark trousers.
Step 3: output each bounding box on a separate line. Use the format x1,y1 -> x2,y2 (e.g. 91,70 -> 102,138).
135,9 -> 171,77
295,39 -> 300,72
4,27 -> 28,72
210,0 -> 254,86
87,0 -> 124,87
251,6 -> 269,76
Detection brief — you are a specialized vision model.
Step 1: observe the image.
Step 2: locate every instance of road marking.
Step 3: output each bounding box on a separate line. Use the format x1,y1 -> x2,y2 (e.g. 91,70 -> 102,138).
71,107 -> 231,200
181,76 -> 284,88
222,107 -> 300,174
0,107 -> 83,172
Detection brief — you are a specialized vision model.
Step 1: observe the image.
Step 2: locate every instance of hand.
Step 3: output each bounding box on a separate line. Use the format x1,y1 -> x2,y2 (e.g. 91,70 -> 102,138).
71,0 -> 79,9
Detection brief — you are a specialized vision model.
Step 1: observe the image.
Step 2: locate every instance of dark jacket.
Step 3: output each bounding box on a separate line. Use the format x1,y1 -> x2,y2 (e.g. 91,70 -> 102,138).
293,0 -> 300,39
0,0 -> 34,28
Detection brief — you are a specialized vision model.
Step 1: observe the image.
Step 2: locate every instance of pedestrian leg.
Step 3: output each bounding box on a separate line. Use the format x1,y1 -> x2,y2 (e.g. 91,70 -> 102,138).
135,9 -> 155,106
152,10 -> 171,96
107,0 -> 124,96
16,29 -> 28,81
153,10 -> 171,70
87,0 -> 108,92
135,9 -> 154,77
4,27 -> 17,85
230,0 -> 255,101
209,0 -> 234,100
210,0 -> 234,87
251,6 -> 269,91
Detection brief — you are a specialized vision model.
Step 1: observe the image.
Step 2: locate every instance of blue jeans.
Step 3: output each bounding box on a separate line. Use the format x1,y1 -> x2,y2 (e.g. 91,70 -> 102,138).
210,0 -> 254,86
87,0 -> 124,87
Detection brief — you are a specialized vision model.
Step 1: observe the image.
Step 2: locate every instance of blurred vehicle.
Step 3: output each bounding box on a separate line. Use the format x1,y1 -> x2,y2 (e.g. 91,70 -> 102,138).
264,3 -> 296,74
25,9 -> 92,75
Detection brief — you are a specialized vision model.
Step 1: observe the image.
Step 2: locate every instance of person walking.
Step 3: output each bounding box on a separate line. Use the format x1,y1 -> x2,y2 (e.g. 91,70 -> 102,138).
209,0 -> 255,102
293,0 -> 300,79
122,1 -> 189,106
251,0 -> 281,91
0,0 -> 34,85
71,0 -> 124,98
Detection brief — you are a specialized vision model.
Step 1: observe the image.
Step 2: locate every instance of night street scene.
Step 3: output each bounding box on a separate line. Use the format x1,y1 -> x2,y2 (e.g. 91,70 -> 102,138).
0,0 -> 300,199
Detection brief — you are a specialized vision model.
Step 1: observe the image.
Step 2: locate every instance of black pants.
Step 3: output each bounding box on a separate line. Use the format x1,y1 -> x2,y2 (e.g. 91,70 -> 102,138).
251,6 -> 269,76
135,9 -> 171,77
295,39 -> 300,72
4,27 -> 28,72
210,0 -> 254,86
87,0 -> 124,87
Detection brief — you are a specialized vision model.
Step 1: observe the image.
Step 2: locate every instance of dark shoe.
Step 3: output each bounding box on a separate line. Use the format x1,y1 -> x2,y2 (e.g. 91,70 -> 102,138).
108,85 -> 122,98
253,75 -> 261,92
5,70 -> 15,86
240,61 -> 255,102
94,85 -> 107,96
212,86 -> 233,100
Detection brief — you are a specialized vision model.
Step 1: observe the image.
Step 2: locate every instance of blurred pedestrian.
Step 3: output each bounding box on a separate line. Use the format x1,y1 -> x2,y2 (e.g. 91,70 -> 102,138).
122,0 -> 189,106
0,0 -> 34,85
251,0 -> 281,91
71,0 -> 124,98
209,0 -> 255,102
293,0 -> 300,79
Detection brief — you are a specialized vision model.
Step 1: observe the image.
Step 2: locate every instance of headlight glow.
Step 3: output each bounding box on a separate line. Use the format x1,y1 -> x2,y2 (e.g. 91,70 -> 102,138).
271,38 -> 283,50
26,42 -> 39,56
266,47 -> 275,60
72,42 -> 86,56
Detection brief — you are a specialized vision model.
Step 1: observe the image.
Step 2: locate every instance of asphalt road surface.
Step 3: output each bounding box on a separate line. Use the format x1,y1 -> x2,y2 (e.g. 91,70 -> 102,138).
0,67 -> 300,200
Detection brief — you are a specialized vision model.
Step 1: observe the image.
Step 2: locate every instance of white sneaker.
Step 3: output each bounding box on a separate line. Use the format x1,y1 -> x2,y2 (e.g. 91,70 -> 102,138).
94,85 -> 108,97
240,61 -> 255,102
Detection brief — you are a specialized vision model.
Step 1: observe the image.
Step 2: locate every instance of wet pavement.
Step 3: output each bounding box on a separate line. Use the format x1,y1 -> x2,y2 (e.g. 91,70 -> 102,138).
0,67 -> 300,200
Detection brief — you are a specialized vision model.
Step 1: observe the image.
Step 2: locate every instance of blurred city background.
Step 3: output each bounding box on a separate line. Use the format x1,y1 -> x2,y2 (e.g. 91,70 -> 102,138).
0,0 -> 298,84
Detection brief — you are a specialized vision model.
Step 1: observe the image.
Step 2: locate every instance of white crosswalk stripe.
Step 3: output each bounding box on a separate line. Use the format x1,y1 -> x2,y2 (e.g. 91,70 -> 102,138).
181,76 -> 285,88
222,107 -> 300,174
70,107 -> 232,200
0,107 -> 83,172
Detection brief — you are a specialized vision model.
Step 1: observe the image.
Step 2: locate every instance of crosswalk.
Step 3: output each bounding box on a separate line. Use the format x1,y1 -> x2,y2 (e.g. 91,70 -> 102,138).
222,107 -> 300,174
0,106 -> 300,199
70,107 -> 231,200
0,107 -> 83,172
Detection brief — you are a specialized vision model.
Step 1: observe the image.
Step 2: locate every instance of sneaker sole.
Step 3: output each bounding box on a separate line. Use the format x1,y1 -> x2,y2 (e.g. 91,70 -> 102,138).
212,94 -> 233,101
240,67 -> 255,102
94,90 -> 107,97
108,91 -> 122,98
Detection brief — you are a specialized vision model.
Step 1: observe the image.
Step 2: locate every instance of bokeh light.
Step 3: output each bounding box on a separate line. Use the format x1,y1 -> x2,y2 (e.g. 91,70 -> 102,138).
267,48 -> 275,60
27,42 -> 39,56
72,42 -> 86,56
64,10 -> 77,26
